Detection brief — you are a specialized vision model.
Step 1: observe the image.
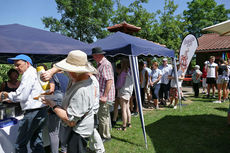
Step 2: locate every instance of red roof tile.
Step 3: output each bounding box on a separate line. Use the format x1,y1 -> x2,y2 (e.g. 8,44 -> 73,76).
196,33 -> 230,52
107,22 -> 141,33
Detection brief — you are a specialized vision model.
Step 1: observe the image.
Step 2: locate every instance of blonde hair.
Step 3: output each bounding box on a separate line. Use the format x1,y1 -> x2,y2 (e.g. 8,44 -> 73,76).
152,62 -> 158,67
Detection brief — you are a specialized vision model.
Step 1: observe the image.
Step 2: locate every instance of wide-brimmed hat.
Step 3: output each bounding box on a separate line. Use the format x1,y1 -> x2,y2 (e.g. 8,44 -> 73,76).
54,50 -> 98,73
92,47 -> 106,55
8,54 -> 33,65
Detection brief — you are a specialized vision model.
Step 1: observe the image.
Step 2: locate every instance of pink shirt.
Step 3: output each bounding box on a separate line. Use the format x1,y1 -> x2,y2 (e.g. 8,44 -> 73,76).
96,57 -> 115,102
116,71 -> 128,89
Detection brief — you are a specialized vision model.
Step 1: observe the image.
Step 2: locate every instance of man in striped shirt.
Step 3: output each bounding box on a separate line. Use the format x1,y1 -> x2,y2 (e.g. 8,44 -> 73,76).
92,47 -> 115,142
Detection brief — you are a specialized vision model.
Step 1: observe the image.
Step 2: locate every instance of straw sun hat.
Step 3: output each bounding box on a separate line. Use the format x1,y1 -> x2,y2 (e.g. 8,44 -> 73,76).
54,50 -> 97,74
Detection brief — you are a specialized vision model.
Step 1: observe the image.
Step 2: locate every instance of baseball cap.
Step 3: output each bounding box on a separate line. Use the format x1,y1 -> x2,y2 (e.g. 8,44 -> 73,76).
8,54 -> 33,65
194,65 -> 200,69
163,58 -> 168,61
143,61 -> 147,64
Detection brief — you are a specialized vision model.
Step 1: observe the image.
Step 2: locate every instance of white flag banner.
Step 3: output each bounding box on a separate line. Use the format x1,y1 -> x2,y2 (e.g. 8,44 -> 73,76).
179,34 -> 198,73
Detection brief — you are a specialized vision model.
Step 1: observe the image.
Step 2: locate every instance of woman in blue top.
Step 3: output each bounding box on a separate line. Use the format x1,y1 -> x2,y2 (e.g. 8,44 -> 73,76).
150,62 -> 162,109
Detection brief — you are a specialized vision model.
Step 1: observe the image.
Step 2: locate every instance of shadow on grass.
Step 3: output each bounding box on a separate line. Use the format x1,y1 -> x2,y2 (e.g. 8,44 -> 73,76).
190,97 -> 214,103
111,135 -> 142,147
146,115 -> 230,153
215,107 -> 229,112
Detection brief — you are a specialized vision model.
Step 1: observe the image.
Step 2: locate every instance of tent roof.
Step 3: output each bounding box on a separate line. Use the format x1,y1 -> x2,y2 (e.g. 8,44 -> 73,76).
90,31 -> 174,57
0,24 -> 90,63
202,20 -> 230,36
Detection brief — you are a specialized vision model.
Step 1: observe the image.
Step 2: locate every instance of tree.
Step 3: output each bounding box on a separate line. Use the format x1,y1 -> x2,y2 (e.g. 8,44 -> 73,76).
183,0 -> 230,38
42,0 -> 114,43
151,0 -> 188,51
111,0 -> 157,40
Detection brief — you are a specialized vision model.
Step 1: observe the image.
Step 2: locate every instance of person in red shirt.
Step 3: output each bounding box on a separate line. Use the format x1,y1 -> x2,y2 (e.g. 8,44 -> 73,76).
202,61 -> 208,94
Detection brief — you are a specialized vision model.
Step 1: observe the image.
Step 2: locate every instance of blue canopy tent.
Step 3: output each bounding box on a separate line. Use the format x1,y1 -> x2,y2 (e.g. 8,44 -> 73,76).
90,31 -> 175,148
0,24 -> 90,63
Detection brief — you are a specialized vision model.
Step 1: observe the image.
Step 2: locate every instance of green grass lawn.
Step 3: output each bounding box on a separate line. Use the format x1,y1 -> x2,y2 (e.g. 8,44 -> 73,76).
105,95 -> 230,153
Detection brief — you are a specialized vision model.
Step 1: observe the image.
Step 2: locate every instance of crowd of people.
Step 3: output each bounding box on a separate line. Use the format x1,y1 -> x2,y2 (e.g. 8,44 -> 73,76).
1,47 -> 230,153
192,56 -> 230,104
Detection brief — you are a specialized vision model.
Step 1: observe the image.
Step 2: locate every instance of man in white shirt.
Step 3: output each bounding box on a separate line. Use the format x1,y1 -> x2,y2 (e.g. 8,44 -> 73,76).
206,56 -> 218,98
0,54 -> 47,153
159,58 -> 172,105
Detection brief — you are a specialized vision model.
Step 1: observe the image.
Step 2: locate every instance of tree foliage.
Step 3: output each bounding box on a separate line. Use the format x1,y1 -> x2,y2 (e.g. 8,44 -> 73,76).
111,0 -> 157,40
183,0 -> 230,38
151,0 -> 188,51
42,0 -> 114,43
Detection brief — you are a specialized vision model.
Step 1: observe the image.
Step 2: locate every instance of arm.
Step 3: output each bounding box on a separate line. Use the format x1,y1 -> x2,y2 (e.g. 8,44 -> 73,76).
215,66 -> 218,79
41,67 -> 61,81
49,82 -> 55,94
100,79 -> 113,102
153,74 -> 162,84
7,71 -> 36,102
144,71 -> 148,88
43,100 -> 76,127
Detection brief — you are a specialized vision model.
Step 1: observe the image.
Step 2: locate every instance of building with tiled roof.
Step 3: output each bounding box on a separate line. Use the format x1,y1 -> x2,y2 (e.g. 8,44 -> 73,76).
195,33 -> 230,68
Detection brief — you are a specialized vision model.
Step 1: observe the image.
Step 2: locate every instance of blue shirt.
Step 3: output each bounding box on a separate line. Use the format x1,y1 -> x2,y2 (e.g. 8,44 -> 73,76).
150,68 -> 162,84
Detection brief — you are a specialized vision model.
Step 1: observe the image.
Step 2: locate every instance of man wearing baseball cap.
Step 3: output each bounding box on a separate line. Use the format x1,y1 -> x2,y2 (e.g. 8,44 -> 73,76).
0,54 -> 47,153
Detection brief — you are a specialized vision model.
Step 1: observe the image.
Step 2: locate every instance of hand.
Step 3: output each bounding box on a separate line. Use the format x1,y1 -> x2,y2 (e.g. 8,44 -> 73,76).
100,96 -> 107,103
0,92 -> 8,102
40,96 -> 56,108
40,70 -> 53,82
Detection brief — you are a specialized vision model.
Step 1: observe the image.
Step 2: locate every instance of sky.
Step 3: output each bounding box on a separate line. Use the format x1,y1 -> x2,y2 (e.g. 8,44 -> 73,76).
0,0 -> 229,31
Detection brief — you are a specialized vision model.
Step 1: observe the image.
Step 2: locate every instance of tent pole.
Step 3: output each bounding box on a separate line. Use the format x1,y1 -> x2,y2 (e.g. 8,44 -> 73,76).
129,55 -> 148,149
172,57 -> 182,109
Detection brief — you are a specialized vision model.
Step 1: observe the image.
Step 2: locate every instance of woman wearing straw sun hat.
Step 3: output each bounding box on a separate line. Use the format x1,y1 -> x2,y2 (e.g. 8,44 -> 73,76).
41,50 -> 97,153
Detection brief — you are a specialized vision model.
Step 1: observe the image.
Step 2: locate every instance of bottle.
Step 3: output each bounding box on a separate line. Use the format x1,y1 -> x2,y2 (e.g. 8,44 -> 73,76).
36,66 -> 50,92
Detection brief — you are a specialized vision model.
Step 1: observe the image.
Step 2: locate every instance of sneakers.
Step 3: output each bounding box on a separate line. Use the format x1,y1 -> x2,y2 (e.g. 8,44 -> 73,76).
213,100 -> 221,103
212,95 -> 216,98
155,105 -> 159,109
131,112 -> 138,116
173,106 -> 177,109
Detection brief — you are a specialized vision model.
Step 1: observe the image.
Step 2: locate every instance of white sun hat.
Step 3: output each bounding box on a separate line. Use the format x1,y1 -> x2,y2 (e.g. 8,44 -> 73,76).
54,50 -> 97,73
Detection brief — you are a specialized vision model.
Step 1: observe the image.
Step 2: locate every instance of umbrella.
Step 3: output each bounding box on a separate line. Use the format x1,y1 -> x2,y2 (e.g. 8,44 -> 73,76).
202,20 -> 230,36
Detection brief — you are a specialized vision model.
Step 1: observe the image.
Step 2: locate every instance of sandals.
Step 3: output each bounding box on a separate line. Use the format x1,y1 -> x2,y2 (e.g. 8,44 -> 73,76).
127,123 -> 132,128
117,126 -> 126,131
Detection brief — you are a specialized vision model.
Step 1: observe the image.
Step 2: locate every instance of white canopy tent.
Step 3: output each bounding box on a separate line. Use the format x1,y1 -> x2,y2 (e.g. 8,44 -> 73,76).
202,20 -> 230,36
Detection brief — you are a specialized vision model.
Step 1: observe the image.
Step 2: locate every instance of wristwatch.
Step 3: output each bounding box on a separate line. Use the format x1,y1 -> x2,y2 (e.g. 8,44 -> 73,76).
52,105 -> 62,111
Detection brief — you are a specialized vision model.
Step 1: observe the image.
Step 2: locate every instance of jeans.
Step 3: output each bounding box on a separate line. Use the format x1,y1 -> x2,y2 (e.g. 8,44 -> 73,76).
48,113 -> 61,153
15,107 -> 47,153
67,132 -> 88,153
151,84 -> 160,100
159,83 -> 169,100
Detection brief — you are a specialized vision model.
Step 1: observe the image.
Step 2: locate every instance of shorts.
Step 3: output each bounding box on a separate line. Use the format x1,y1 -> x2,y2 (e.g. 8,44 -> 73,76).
170,87 -> 178,99
216,75 -> 229,84
206,78 -> 216,85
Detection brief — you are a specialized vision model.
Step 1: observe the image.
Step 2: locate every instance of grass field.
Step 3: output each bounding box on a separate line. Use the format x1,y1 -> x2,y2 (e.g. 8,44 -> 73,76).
104,94 -> 230,153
